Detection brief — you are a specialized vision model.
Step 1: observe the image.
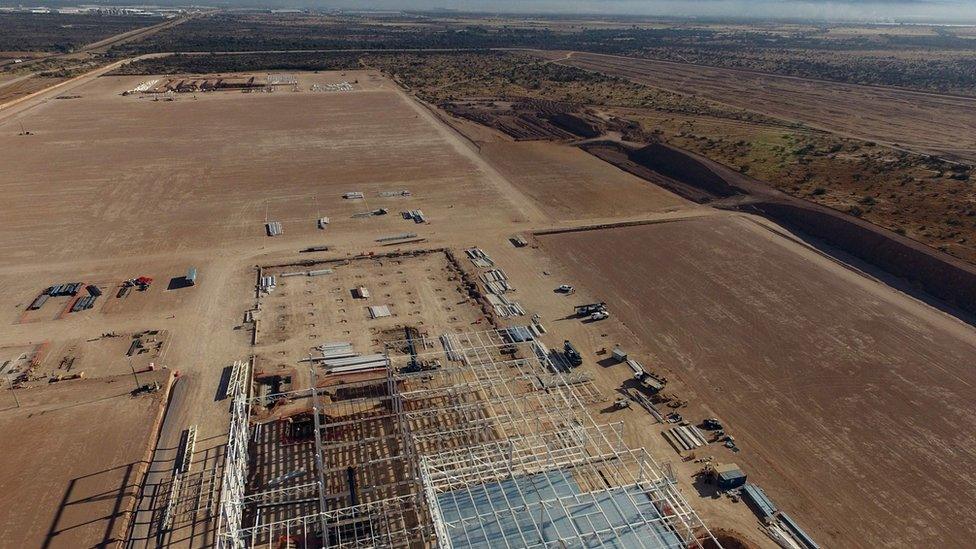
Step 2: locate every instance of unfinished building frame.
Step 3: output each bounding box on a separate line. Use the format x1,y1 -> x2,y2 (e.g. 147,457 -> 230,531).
217,328 -> 717,548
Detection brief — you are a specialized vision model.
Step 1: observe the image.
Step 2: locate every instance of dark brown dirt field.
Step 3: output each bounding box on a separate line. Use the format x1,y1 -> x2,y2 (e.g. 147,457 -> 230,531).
580,139 -> 976,316
0,370 -> 172,548
540,215 -> 976,548
0,74 -> 65,104
547,50 -> 976,163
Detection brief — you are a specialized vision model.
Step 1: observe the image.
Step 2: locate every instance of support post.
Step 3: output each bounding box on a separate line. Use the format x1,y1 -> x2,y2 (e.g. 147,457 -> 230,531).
309,362 -> 330,547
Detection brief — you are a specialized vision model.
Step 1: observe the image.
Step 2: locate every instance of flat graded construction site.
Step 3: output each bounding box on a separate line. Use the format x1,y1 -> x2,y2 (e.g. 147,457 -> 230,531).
546,50 -> 976,163
539,215 -> 976,546
0,370 -> 172,548
0,70 -> 526,263
1,64 -> 975,549
479,140 -> 694,221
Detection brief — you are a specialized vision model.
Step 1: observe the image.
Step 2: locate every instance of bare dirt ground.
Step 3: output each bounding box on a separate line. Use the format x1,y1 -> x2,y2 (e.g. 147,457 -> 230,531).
3,65 -> 975,549
546,50 -> 976,163
254,252 -> 486,392
0,69 -> 546,548
0,369 -> 172,548
538,215 -> 976,547
0,71 -> 533,264
480,140 -> 695,220
0,74 -> 64,104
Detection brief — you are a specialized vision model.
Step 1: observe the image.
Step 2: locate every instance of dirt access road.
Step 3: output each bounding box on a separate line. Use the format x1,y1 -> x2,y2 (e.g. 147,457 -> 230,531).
541,50 -> 976,163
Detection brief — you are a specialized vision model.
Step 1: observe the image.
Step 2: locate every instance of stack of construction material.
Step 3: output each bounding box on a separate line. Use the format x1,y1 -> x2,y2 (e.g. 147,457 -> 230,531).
29,293 -> 50,310
266,221 -> 283,237
478,268 -> 524,317
378,190 -> 411,197
322,353 -> 389,375
259,275 -> 277,293
71,295 -> 98,312
439,334 -> 463,362
48,283 -> 82,297
742,483 -> 777,520
627,359 -> 666,392
498,323 -> 546,343
486,293 -> 526,318
662,425 -> 709,452
300,245 -> 330,253
280,271 -> 306,278
510,234 -> 529,247
375,233 -> 418,243
317,217 -> 330,229
308,269 -> 332,277
368,305 -> 392,319
268,74 -> 298,85
399,209 -> 425,223
500,326 -> 535,343
464,248 -> 494,268
343,192 -> 365,199
311,82 -> 354,92
480,269 -> 512,294
316,342 -> 356,359
129,79 -> 160,93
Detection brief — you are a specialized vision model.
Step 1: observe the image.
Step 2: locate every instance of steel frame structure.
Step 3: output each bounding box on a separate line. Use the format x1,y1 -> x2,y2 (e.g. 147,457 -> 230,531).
216,330 -> 717,548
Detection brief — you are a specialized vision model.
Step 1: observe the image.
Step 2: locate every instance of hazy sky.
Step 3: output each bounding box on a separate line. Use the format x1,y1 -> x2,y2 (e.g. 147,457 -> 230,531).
326,0 -> 976,22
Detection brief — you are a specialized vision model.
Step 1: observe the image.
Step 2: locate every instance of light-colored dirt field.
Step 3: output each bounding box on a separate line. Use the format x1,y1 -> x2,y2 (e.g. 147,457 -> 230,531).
0,370 -> 172,548
4,65 -> 975,549
548,50 -> 976,163
538,215 -> 976,547
255,252 -> 487,391
0,69 -> 545,549
0,74 -> 64,104
480,140 -> 694,220
21,330 -> 168,381
0,71 -> 535,264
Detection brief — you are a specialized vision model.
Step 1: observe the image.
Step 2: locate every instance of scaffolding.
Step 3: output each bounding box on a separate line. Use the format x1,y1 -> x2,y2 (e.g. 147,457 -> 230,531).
216,329 -> 717,548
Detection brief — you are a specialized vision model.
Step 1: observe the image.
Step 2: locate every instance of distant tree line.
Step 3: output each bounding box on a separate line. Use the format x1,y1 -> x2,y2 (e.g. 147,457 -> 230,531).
110,13 -> 976,96
0,13 -> 158,53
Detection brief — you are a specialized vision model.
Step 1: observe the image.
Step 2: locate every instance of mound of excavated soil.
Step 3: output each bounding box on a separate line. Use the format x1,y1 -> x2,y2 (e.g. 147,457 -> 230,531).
580,141 -> 742,202
628,143 -> 741,199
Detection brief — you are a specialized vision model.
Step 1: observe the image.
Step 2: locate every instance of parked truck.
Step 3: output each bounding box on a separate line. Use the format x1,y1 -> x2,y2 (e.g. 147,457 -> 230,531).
563,340 -> 583,366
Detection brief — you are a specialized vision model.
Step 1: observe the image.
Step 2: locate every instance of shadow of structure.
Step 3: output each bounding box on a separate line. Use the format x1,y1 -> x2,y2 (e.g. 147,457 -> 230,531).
44,460 -> 147,549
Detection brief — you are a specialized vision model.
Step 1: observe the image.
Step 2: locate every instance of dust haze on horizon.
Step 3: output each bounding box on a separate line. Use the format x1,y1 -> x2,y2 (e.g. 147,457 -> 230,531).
247,0 -> 976,24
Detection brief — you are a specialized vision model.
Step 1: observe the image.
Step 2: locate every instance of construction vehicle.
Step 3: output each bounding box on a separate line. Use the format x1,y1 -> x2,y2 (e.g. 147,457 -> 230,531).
613,397 -> 631,410
701,418 -> 723,431
132,381 -> 160,395
575,302 -> 607,316
563,340 -> 583,366
627,359 -> 667,393
133,276 -> 153,291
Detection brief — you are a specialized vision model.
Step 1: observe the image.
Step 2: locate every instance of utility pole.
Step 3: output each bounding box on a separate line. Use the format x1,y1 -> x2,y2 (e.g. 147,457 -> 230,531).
8,379 -> 19,408
129,359 -> 141,390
